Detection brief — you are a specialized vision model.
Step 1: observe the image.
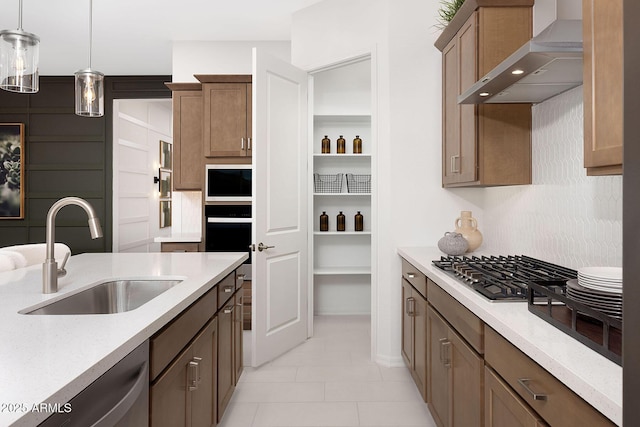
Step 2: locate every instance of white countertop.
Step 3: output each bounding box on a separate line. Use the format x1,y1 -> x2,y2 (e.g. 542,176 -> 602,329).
397,247 -> 622,426
0,251 -> 247,427
154,232 -> 202,243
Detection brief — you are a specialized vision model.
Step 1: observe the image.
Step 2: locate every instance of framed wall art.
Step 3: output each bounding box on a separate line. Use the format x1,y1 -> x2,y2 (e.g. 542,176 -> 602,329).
159,170 -> 172,199
160,200 -> 171,228
0,123 -> 24,219
160,140 -> 172,170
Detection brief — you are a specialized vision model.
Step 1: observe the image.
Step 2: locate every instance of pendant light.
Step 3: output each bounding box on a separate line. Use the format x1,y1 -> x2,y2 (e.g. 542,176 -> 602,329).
0,0 -> 40,93
75,0 -> 104,117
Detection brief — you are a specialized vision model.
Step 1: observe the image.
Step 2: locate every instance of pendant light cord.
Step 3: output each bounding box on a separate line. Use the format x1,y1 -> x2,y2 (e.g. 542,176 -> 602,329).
17,0 -> 23,30
88,0 -> 93,69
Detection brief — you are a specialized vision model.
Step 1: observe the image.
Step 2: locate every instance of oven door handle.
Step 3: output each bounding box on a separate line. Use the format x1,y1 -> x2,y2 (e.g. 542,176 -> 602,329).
207,217 -> 252,223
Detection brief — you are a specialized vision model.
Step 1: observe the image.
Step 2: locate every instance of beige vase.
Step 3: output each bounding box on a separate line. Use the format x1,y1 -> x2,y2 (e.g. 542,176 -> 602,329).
454,211 -> 483,252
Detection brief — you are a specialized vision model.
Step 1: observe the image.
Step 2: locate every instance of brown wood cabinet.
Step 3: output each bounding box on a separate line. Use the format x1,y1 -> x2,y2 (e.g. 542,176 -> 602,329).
151,318 -> 217,427
216,271 -> 244,422
399,256 -> 616,427
437,1 -> 533,187
427,305 -> 483,427
196,75 -> 252,159
583,0 -> 623,175
485,366 -> 547,427
401,260 -> 428,401
485,327 -> 616,427
150,270 -> 244,427
166,83 -> 203,190
161,242 -> 200,252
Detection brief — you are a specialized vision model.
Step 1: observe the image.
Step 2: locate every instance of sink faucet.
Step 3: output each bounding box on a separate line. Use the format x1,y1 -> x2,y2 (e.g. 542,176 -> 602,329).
43,197 -> 103,294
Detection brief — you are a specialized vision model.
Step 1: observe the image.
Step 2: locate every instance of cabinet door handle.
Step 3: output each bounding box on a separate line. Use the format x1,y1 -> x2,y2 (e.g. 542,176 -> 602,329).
247,137 -> 251,150
451,155 -> 460,173
241,137 -> 245,150
188,357 -> 201,391
439,338 -> 451,368
405,297 -> 415,316
517,378 -> 547,401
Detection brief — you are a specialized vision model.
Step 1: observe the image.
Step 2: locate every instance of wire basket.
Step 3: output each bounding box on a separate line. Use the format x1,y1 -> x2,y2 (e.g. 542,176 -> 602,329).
314,173 -> 343,193
346,173 -> 371,193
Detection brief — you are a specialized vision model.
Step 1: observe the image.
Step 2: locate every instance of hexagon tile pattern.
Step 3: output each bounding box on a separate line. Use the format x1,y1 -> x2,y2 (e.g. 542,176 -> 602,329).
481,87 -> 622,269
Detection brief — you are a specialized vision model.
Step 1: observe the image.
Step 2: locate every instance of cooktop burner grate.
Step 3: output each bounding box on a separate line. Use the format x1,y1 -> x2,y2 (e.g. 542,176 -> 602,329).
432,255 -> 577,301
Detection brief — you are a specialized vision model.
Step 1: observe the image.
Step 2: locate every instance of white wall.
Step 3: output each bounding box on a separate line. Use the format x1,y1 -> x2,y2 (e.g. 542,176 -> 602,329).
172,41 -> 291,82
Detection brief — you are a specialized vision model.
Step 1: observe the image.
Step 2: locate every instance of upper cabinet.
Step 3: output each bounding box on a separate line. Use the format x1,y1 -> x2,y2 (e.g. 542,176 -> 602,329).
166,83 -> 204,191
583,0 -> 623,176
435,1 -> 533,187
196,75 -> 252,159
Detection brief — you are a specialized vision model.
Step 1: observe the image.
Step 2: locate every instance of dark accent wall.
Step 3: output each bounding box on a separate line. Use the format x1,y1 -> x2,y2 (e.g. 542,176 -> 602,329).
0,75 -> 170,253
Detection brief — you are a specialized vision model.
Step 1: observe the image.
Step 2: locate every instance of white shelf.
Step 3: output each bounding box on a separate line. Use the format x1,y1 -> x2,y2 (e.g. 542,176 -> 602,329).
313,192 -> 370,197
314,114 -> 371,124
313,153 -> 371,160
314,231 -> 371,235
314,266 -> 371,275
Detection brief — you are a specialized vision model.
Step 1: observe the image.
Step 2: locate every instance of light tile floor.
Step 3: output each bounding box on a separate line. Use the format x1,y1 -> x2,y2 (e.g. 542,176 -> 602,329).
218,315 -> 437,427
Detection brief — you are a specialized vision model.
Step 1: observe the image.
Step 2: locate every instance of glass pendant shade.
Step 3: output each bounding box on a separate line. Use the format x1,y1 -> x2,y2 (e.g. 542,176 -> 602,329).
0,29 -> 40,93
74,69 -> 104,117
75,0 -> 103,117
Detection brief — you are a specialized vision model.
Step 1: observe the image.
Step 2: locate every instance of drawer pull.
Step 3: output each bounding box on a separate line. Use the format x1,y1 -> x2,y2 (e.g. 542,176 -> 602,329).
406,297 -> 415,316
223,286 -> 234,293
407,273 -> 416,279
188,357 -> 202,391
439,338 -> 451,368
517,378 -> 547,401
224,305 -> 234,314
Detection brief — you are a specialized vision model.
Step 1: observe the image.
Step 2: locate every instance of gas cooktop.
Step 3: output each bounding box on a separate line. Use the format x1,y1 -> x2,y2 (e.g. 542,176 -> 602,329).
432,255 -> 577,301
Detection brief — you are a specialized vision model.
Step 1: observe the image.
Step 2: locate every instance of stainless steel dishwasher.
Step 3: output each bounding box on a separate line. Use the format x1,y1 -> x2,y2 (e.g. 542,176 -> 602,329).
39,341 -> 149,427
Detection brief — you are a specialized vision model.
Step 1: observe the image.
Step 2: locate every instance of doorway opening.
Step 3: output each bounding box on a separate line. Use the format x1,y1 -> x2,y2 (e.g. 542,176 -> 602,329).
112,98 -> 172,253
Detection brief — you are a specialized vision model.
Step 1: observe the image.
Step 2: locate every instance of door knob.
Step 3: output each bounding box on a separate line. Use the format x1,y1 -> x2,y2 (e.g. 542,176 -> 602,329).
257,242 -> 275,252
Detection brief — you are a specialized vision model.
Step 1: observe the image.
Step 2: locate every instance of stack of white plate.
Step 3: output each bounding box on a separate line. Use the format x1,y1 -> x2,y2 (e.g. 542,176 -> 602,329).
566,267 -> 622,320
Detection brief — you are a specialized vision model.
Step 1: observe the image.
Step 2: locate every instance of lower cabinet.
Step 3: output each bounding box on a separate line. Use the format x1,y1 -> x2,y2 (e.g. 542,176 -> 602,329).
217,273 -> 244,422
484,327 -> 616,427
402,279 -> 427,400
427,305 -> 483,427
150,270 -> 243,427
150,318 -> 217,427
160,242 -> 201,252
485,366 -> 547,427
217,294 -> 235,421
399,255 -> 617,427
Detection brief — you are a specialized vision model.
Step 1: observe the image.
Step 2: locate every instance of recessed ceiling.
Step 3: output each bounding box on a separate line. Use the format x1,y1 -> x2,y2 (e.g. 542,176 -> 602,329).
1,0 -> 323,75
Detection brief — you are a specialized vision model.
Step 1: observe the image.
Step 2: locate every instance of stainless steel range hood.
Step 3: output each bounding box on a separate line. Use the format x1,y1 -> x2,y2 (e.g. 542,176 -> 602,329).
458,19 -> 583,104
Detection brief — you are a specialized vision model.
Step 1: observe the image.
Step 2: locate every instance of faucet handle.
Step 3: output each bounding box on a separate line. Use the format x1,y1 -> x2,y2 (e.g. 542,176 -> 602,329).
57,251 -> 70,277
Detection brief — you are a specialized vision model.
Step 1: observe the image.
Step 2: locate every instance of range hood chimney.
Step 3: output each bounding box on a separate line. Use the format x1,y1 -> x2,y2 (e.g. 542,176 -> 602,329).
459,1 -> 583,105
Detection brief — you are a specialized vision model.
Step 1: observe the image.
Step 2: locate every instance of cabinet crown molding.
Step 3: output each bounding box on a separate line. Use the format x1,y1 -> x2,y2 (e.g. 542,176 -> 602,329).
434,0 -> 534,51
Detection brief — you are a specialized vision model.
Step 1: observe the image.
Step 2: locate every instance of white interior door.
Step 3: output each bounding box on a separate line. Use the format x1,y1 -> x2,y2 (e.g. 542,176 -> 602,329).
251,49 -> 309,367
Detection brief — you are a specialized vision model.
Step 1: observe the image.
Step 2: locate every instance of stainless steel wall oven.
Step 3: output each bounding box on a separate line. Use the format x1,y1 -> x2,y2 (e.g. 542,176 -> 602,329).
205,205 -> 252,270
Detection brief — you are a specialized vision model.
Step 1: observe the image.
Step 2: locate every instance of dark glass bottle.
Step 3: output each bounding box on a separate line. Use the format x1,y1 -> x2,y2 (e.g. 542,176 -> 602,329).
353,135 -> 362,154
337,211 -> 346,231
321,135 -> 331,154
320,211 -> 329,231
337,135 -> 346,154
355,211 -> 364,231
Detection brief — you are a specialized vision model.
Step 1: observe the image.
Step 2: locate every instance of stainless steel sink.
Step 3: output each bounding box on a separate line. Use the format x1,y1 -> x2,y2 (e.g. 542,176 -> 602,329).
23,279 -> 183,315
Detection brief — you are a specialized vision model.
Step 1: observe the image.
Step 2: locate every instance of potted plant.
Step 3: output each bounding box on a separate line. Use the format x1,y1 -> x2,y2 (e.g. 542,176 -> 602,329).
436,0 -> 466,29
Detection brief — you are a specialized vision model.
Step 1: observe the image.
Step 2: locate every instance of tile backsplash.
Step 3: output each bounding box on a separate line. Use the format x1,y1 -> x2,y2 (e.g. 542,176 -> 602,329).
481,86 -> 622,269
